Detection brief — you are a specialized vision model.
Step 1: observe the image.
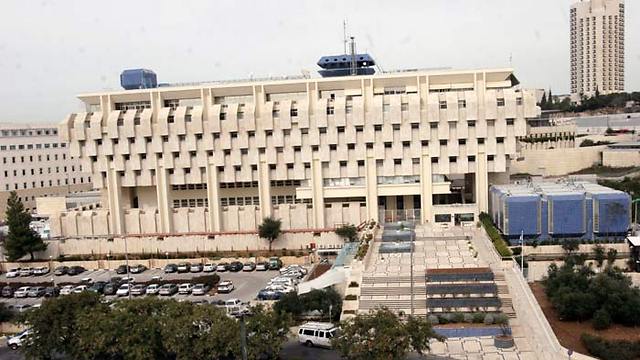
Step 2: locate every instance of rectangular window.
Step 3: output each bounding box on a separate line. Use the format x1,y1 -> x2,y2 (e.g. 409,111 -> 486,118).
458,99 -> 466,108
497,98 -> 505,107
439,100 -> 447,109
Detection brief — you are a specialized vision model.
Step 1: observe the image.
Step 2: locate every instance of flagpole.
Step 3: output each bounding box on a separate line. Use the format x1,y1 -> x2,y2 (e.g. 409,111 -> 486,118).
520,230 -> 524,275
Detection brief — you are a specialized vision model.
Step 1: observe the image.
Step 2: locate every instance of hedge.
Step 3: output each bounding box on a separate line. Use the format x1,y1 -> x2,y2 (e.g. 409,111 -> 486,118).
581,334 -> 640,360
479,213 -> 513,257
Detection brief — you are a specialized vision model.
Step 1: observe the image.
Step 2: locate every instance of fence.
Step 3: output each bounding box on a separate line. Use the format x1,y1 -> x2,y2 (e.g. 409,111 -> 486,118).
378,209 -> 421,223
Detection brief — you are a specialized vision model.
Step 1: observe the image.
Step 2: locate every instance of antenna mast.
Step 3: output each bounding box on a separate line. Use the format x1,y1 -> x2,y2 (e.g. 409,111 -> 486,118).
343,20 -> 348,54
350,37 -> 357,76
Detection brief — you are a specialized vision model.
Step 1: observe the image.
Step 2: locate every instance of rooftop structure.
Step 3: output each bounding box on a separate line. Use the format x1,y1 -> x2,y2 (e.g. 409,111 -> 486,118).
490,181 -> 630,242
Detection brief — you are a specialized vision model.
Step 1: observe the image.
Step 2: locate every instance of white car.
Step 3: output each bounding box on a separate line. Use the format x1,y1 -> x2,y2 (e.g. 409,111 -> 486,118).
7,329 -> 31,350
217,280 -> 234,293
203,263 -> 216,272
14,286 -> 31,298
73,285 -> 89,294
280,265 -> 307,276
268,277 -> 296,287
12,304 -> 33,313
178,283 -> 193,295
5,268 -> 20,278
33,266 -> 50,276
116,284 -> 131,297
60,285 -> 75,295
266,284 -> 296,293
19,268 -> 33,277
145,284 -> 161,295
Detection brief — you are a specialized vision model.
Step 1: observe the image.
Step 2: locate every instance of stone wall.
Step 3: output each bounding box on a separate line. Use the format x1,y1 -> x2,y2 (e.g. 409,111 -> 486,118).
510,146 -> 604,176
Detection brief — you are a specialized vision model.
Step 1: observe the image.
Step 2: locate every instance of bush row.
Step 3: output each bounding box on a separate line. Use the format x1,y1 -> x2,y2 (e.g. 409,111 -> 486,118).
427,312 -> 509,325
44,249 -> 309,263
479,213 -> 512,257
581,334 -> 640,360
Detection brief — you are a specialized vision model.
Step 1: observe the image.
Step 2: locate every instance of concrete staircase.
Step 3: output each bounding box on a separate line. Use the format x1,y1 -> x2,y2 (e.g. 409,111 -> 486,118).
495,271 -> 517,318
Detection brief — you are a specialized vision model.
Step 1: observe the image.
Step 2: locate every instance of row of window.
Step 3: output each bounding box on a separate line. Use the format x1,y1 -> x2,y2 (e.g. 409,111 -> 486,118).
4,165 -> 78,177
172,198 -> 208,209
3,177 -> 89,191
171,184 -> 207,191
2,153 -> 69,164
0,143 -> 66,151
0,128 -> 57,137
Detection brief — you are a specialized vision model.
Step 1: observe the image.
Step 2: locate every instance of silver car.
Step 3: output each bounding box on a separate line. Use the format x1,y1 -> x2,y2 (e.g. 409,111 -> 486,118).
191,283 -> 210,296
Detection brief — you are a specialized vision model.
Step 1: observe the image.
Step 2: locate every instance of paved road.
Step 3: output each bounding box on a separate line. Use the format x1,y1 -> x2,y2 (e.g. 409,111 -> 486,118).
0,344 -> 23,360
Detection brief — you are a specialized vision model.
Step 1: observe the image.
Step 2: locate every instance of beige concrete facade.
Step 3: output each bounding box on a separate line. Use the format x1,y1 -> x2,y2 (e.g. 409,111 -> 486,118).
570,0 -> 625,96
54,68 -> 540,237
0,123 -> 91,220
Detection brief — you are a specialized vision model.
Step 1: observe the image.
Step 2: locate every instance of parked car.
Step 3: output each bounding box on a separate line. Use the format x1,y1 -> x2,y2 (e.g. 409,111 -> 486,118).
54,266 -> 69,276
73,285 -> 89,294
33,266 -> 50,276
145,284 -> 161,295
19,268 -> 33,277
268,257 -> 283,270
159,283 -> 178,296
229,261 -> 243,272
10,304 -> 33,313
88,281 -> 107,294
130,284 -> 147,296
257,288 -> 284,301
67,266 -> 86,276
164,264 -> 178,273
116,265 -> 130,275
266,284 -> 296,294
191,283 -> 210,296
177,263 -> 191,273
121,276 -> 135,283
14,286 -> 30,298
103,283 -> 118,296
2,286 -> 14,298
255,262 -> 269,271
203,263 -> 216,272
280,264 -> 307,276
7,329 -> 31,350
217,280 -> 234,293
178,283 -> 193,295
6,268 -> 20,278
242,262 -> 256,272
109,276 -> 123,284
60,285 -> 75,296
27,287 -> 46,297
116,284 -> 131,297
190,263 -> 204,273
44,287 -> 60,298
216,263 -> 229,272
80,277 -> 93,285
130,264 -> 147,274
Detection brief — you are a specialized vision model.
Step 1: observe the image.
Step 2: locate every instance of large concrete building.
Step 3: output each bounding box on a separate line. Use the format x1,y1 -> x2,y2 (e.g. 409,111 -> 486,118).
0,123 -> 92,221
570,0 -> 625,96
52,68 -> 540,237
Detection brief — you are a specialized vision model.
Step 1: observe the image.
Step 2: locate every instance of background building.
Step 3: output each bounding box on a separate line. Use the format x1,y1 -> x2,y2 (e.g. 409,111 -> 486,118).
52,68 -> 540,238
0,123 -> 91,221
490,181 -> 630,243
570,0 -> 625,97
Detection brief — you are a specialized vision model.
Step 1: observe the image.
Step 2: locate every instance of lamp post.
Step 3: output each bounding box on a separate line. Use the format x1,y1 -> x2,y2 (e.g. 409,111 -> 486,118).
165,252 -> 169,260
410,229 -> 415,316
124,237 -> 131,300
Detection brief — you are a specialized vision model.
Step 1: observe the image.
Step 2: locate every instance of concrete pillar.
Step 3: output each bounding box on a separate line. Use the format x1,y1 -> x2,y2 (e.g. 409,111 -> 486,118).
106,167 -> 125,235
310,155 -> 325,228
475,151 -> 489,213
420,149 -> 433,223
205,161 -> 221,232
156,165 -> 173,233
257,154 -> 272,220
365,150 -> 378,222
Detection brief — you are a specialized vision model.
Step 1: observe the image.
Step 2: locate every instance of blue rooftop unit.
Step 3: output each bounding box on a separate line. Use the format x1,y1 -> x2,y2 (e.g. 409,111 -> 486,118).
317,54 -> 376,77
120,69 -> 158,90
489,182 -> 631,244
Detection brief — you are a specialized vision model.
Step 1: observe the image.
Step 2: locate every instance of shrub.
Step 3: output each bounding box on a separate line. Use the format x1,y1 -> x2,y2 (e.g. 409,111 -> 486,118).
592,308 -> 612,330
483,314 -> 494,325
344,294 -> 358,301
427,315 -> 439,325
472,313 -> 485,323
452,312 -> 465,323
479,213 -> 512,257
494,313 -> 509,325
581,334 -> 640,360
437,314 -> 450,324
348,281 -> 359,288
335,224 -> 358,242
511,247 -> 522,256
463,313 -> 474,323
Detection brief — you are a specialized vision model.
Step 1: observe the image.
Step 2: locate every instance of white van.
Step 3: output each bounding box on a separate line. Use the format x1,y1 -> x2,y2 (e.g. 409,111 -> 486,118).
297,322 -> 337,348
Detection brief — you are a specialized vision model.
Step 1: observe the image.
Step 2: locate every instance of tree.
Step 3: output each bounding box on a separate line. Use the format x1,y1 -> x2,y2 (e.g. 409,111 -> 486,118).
548,88 -> 554,107
606,248 -> 618,267
3,191 -> 47,260
335,224 -> 358,242
244,304 -> 291,360
258,217 -> 282,252
561,239 -> 580,255
593,244 -> 606,267
592,308 -> 612,330
274,288 -> 343,322
332,308 -> 444,360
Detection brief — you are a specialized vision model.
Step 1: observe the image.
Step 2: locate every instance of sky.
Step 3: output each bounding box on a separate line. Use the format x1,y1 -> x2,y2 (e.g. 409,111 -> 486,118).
0,0 -> 638,124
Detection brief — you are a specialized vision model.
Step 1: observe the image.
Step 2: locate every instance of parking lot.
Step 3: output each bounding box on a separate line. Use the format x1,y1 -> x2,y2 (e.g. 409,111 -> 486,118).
0,265 -> 291,307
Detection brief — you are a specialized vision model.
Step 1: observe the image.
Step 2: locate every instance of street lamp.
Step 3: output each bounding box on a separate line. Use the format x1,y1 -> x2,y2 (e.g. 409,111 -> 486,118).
124,237 -> 131,300
165,252 -> 169,260
410,229 -> 415,316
